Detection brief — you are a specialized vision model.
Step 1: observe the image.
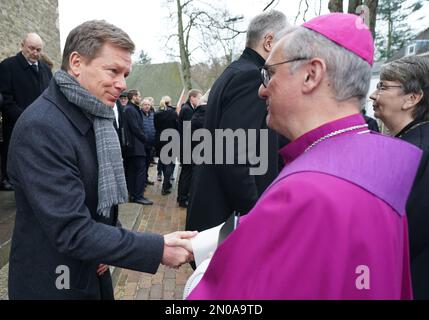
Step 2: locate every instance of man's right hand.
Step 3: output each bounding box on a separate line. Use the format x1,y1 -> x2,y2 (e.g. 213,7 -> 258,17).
162,231 -> 198,268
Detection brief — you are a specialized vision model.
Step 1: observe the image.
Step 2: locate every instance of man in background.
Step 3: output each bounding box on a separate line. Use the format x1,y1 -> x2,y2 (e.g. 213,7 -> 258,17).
7,20 -> 195,299
0,33 -> 52,190
123,90 -> 153,205
186,11 -> 289,233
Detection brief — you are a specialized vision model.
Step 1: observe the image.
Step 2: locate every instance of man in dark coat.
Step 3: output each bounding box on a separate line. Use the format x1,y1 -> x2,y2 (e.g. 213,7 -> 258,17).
0,33 -> 52,191
177,89 -> 202,207
7,20 -> 195,300
114,90 -> 128,153
362,109 -> 380,132
123,90 -> 153,205
186,11 -> 289,233
141,98 -> 156,187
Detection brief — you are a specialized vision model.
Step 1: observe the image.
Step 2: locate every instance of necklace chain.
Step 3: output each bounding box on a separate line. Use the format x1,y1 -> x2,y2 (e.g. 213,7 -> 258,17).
305,124 -> 369,153
398,121 -> 429,138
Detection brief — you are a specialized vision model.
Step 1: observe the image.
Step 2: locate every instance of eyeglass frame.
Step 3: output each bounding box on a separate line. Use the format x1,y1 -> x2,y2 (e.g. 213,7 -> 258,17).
260,57 -> 308,88
376,81 -> 403,91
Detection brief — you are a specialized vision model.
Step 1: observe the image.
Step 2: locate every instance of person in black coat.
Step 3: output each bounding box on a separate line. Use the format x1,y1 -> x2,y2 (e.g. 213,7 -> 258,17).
370,55 -> 429,299
177,89 -> 202,207
154,96 -> 179,195
123,90 -> 153,205
188,90 -> 209,205
114,90 -> 128,153
0,33 -> 52,190
6,21 -> 194,299
186,11 -> 289,233
362,109 -> 380,132
0,93 -> 3,182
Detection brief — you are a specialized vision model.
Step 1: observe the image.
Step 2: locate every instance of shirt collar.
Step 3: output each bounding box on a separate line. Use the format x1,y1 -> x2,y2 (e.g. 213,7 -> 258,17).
241,47 -> 265,67
280,114 -> 367,164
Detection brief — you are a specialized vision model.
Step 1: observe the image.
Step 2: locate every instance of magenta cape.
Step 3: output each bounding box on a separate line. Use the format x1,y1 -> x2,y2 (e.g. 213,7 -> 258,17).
188,115 -> 422,300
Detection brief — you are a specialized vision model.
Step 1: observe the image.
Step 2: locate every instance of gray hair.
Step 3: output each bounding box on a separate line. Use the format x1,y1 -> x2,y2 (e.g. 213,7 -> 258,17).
281,27 -> 372,106
380,56 -> 429,121
246,10 -> 288,49
61,20 -> 135,71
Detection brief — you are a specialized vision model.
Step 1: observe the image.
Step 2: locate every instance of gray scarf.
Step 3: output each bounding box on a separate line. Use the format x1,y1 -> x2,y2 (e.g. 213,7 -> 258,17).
54,70 -> 128,218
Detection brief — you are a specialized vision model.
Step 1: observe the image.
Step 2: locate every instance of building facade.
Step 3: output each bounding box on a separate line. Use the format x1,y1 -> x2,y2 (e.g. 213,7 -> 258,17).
0,0 -> 61,69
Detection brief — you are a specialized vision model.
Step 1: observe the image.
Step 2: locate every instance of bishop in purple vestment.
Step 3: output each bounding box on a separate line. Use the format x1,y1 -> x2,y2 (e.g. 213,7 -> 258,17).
188,13 -> 421,300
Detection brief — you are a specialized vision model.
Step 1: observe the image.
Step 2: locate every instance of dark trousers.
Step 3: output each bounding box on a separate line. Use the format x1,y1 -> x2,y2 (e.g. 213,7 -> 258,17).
144,146 -> 153,183
159,162 -> 175,191
157,161 -> 162,176
1,126 -> 11,180
177,164 -> 193,203
125,156 -> 147,200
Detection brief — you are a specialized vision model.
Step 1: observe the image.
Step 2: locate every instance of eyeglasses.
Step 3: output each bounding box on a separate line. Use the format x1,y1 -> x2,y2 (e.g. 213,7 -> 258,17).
376,82 -> 403,91
260,57 -> 308,88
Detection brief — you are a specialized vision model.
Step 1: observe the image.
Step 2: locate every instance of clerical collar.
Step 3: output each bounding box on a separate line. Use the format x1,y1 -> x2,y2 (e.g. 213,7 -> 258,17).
280,114 -> 368,164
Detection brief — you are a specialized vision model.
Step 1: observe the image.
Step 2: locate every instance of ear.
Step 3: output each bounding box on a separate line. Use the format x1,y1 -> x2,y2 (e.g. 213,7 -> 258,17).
68,51 -> 83,77
402,91 -> 424,111
263,33 -> 274,52
302,58 -> 326,94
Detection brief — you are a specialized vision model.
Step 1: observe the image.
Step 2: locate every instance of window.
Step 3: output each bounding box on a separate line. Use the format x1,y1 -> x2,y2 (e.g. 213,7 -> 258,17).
407,44 -> 416,56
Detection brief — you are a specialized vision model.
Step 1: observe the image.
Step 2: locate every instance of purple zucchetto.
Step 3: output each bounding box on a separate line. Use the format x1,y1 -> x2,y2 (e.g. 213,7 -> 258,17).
303,13 -> 374,66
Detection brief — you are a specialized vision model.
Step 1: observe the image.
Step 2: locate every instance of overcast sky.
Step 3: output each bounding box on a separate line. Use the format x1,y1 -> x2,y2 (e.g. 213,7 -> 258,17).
58,0 -> 428,64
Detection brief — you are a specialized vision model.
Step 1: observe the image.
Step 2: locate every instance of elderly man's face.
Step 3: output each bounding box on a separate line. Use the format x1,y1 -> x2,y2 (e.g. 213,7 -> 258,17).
142,100 -> 151,113
74,43 -> 131,107
259,37 -> 303,137
21,34 -> 43,63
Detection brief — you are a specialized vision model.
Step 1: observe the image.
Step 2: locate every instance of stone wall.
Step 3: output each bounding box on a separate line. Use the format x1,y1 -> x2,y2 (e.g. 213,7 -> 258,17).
0,0 -> 61,70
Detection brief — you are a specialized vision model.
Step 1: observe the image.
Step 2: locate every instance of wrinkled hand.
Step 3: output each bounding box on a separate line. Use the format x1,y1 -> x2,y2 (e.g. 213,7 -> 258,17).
162,231 -> 198,268
97,264 -> 109,276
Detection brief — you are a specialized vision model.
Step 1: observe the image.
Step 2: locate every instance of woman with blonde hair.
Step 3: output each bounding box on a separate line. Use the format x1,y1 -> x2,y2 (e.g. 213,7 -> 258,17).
159,95 -> 172,111
154,95 -> 178,192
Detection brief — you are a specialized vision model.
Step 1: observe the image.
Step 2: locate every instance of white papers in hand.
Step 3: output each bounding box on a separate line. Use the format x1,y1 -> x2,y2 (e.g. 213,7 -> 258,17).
191,224 -> 223,267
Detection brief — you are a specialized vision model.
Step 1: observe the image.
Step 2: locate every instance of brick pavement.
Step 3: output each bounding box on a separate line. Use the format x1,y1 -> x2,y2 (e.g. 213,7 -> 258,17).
114,164 -> 194,300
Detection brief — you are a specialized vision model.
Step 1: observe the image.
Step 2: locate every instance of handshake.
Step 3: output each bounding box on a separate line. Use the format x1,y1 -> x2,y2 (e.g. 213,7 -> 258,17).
161,231 -> 198,269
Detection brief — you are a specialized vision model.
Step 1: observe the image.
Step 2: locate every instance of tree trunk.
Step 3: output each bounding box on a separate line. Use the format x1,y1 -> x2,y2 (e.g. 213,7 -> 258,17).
328,0 -> 343,12
177,0 -> 193,90
387,8 -> 393,58
346,0 -> 378,39
347,0 -> 361,13
365,0 -> 378,39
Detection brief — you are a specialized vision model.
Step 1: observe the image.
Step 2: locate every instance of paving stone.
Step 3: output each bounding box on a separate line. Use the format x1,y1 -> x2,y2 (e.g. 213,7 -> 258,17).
124,283 -> 137,297
163,290 -> 175,300
152,271 -> 164,285
149,284 -> 162,300
136,288 -> 150,300
138,276 -> 152,289
163,278 -> 177,291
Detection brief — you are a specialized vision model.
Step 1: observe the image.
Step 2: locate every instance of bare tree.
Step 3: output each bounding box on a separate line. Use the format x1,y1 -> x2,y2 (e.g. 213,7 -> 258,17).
263,0 -> 276,11
328,0 -> 343,12
364,0 -> 379,39
165,0 -> 245,90
328,0 -> 378,38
